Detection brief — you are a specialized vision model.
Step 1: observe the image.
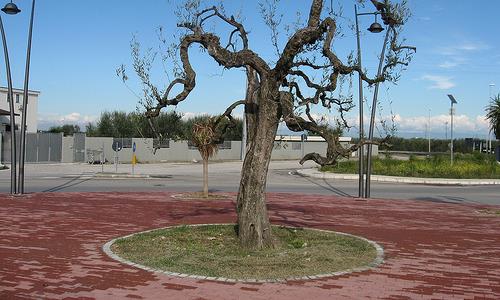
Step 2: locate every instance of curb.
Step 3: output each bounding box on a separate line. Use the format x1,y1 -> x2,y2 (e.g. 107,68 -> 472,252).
296,168 -> 500,186
102,224 -> 384,284
94,173 -> 151,179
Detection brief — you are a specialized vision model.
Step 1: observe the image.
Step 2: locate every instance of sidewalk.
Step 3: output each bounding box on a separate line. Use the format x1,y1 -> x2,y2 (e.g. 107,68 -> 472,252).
1,191 -> 500,299
297,168 -> 500,186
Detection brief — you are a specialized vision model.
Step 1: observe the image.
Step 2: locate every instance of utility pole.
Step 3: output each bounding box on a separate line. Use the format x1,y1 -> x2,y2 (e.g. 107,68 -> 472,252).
428,109 -> 431,155
447,95 -> 457,166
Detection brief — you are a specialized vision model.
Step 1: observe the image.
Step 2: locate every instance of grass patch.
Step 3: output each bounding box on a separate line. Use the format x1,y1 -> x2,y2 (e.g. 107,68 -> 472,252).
321,153 -> 500,179
478,209 -> 500,216
111,225 -> 378,280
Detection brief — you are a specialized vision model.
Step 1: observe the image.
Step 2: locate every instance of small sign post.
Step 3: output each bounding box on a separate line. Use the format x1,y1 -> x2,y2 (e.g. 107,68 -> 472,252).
132,142 -> 137,175
112,140 -> 122,173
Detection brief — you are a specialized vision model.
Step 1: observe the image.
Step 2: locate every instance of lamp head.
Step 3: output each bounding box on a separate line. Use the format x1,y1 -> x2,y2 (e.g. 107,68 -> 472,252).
368,22 -> 384,33
2,2 -> 21,15
447,94 -> 457,104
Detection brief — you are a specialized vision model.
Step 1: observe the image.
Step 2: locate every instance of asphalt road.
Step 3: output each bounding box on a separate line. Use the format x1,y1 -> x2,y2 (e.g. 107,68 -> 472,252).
1,161 -> 499,205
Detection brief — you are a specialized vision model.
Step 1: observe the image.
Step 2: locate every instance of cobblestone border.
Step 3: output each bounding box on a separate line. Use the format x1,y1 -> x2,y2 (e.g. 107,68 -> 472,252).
170,193 -> 234,201
103,224 -> 384,284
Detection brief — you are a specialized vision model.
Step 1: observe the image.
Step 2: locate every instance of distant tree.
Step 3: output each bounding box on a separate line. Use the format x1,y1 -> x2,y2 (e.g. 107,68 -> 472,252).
48,124 -> 81,136
95,112 -> 116,137
222,117 -> 243,141
486,94 -> 500,140
85,123 -> 98,136
136,111 -> 185,140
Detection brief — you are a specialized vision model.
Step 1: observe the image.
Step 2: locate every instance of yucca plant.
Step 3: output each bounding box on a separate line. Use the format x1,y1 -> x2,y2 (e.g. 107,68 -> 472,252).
191,117 -> 219,198
486,94 -> 500,140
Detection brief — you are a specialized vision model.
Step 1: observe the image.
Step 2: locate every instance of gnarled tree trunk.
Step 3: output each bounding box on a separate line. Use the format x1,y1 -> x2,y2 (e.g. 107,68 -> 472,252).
237,79 -> 280,249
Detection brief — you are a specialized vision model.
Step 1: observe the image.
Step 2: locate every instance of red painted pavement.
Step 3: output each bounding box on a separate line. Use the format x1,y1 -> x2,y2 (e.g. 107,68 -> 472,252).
1,192 -> 500,299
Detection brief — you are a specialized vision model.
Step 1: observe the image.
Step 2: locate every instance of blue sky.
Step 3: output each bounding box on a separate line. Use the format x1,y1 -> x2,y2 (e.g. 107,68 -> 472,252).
1,0 -> 499,138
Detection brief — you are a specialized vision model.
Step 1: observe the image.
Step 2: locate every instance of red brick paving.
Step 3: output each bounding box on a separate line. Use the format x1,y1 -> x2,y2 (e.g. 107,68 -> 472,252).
1,192 -> 500,299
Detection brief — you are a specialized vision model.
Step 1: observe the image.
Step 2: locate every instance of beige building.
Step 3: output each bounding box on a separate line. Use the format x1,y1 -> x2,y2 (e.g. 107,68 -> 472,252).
0,87 -> 40,133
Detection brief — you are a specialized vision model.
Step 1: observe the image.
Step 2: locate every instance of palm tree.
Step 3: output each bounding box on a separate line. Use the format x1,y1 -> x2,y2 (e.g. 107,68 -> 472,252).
486,94 -> 500,140
191,117 -> 219,197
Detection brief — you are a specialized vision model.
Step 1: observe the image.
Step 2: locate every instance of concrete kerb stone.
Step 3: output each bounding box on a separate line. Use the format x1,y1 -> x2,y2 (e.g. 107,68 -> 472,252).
102,223 -> 385,284
296,168 -> 500,186
94,173 -> 151,179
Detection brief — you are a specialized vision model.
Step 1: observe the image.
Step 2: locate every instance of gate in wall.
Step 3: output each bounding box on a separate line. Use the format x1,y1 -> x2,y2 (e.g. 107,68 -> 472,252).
73,133 -> 86,162
1,132 -> 62,163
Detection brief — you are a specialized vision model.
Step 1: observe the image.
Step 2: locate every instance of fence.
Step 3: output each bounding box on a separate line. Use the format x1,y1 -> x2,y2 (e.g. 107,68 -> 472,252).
1,132 -> 62,163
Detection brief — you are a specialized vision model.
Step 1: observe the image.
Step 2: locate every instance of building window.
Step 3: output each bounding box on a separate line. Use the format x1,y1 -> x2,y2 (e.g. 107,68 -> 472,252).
16,94 -> 20,103
153,138 -> 170,149
113,137 -> 132,148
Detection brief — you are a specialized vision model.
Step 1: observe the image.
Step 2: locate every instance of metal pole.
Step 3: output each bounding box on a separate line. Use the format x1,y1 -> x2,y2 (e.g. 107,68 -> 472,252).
0,15 -> 16,195
365,26 -> 391,198
355,5 -> 365,198
101,142 -> 104,173
450,102 -> 454,165
488,84 -> 495,154
428,109 -> 431,155
19,0 -> 36,194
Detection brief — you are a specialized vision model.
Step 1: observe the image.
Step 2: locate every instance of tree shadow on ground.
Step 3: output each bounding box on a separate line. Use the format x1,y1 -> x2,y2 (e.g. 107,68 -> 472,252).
294,172 -> 352,197
43,176 -> 94,193
411,196 -> 469,204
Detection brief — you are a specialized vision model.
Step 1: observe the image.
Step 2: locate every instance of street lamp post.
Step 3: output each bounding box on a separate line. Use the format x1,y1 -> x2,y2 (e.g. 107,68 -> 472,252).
354,3 -> 385,198
365,26 -> 390,198
445,121 -> 448,140
447,94 -> 457,165
0,0 -> 36,195
0,1 -> 20,195
18,0 -> 35,194
428,109 -> 431,155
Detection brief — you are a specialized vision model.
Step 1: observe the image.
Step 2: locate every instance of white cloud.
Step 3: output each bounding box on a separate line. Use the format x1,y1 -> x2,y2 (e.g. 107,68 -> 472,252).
438,61 -> 459,69
38,112 -> 97,130
392,114 -> 490,137
180,112 -> 209,120
437,42 -> 488,56
421,75 -> 455,90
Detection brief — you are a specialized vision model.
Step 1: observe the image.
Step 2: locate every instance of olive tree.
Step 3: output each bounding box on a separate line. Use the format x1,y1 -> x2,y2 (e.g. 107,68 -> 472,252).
124,0 -> 414,249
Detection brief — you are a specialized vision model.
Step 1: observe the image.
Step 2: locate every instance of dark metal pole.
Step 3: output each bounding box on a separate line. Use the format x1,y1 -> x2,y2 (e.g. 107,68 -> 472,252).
355,5 -> 365,198
0,14 -> 16,194
18,0 -> 36,194
365,25 -> 391,198
450,102 -> 454,165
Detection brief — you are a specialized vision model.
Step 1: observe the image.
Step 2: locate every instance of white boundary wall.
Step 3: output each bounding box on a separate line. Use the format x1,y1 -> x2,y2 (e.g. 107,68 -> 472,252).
61,136 -> 376,163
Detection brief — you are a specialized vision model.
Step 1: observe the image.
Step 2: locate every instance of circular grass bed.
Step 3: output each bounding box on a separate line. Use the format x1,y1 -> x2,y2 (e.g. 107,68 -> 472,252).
110,224 -> 381,281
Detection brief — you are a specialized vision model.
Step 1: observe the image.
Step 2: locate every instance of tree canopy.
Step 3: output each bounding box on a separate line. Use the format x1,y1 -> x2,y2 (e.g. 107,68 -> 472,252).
121,0 -> 415,249
84,110 -> 243,140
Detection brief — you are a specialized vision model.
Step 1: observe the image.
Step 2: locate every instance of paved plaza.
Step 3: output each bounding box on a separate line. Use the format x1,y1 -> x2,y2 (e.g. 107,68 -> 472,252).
1,191 -> 500,299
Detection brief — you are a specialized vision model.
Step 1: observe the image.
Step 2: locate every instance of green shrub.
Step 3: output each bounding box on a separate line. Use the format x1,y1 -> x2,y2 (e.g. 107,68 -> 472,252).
320,154 -> 500,179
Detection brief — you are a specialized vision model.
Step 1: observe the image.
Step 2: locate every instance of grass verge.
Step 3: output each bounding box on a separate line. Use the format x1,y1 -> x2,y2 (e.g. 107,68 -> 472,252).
111,224 -> 377,280
321,153 -> 500,179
